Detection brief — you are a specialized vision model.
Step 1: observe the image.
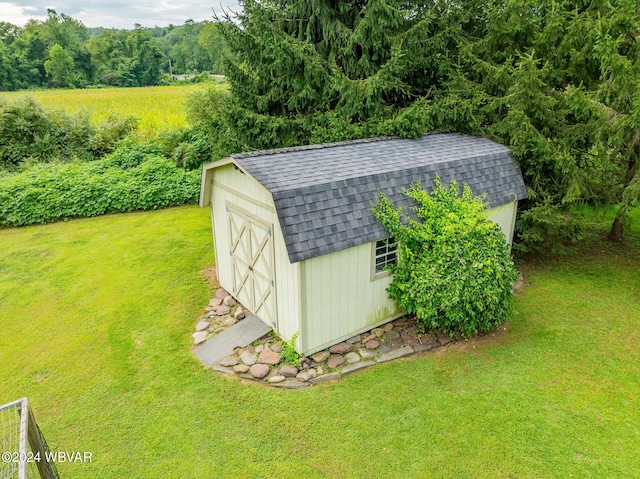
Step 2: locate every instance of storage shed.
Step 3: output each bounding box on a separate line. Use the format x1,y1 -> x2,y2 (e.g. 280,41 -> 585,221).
199,133 -> 527,355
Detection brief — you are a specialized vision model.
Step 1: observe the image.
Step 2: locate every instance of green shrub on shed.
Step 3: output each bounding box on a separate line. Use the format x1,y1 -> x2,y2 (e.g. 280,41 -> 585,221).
372,179 -> 518,339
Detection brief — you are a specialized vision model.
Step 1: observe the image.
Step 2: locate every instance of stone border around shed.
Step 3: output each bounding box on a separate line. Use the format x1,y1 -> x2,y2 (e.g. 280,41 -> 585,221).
192,272 -> 524,389
191,292 -> 443,389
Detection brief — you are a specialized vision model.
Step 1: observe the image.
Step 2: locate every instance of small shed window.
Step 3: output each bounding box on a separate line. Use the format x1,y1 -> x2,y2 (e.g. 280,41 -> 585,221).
373,237 -> 398,275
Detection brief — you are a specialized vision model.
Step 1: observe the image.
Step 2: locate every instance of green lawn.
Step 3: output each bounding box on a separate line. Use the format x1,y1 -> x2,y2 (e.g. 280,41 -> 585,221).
1,206 -> 639,478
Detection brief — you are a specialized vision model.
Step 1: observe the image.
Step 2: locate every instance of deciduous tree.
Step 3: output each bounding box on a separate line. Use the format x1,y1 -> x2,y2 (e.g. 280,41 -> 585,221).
44,44 -> 75,87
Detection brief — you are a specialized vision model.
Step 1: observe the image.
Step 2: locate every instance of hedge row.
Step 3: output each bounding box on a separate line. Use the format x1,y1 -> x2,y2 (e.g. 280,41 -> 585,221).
0,156 -> 200,227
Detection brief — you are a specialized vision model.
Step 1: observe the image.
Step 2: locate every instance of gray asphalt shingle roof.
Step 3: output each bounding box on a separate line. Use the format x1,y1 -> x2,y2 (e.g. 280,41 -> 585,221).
231,133 -> 527,263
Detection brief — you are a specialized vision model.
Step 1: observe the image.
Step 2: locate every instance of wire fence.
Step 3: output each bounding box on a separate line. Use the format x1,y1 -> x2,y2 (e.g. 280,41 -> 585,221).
0,399 -> 59,479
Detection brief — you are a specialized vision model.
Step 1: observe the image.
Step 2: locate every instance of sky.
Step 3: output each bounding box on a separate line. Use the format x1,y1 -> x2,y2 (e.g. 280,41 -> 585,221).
0,1 -> 241,29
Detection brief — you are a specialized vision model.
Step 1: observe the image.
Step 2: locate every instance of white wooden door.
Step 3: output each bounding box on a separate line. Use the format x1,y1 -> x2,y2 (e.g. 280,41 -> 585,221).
227,204 -> 276,330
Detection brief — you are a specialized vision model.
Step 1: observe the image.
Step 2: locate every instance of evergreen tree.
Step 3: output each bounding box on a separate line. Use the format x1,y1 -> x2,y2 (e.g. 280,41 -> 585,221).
215,0 -> 465,150
210,0 -> 640,250
453,0 -> 640,245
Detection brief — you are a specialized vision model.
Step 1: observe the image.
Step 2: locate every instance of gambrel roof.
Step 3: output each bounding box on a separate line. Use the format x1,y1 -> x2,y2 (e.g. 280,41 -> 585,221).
205,133 -> 527,263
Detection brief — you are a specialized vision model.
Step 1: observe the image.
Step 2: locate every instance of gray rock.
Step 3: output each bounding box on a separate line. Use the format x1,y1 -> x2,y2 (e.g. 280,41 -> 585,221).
436,331 -> 453,346
233,364 -> 250,373
412,342 -> 440,353
389,338 -> 404,349
309,372 -> 341,384
223,317 -> 238,327
298,357 -> 311,369
400,331 -> 417,341
329,342 -> 353,354
239,351 -> 258,366
239,373 -> 254,380
255,344 -> 264,354
213,364 -> 234,374
223,295 -> 237,307
296,371 -> 312,382
341,360 -> 376,375
268,375 -> 286,383
192,331 -> 207,345
404,325 -> 419,334
208,298 -> 223,307
279,365 -> 299,377
270,343 -> 282,353
272,379 -> 310,389
257,346 -> 281,365
195,321 -> 210,332
219,356 -> 238,367
311,351 -> 330,363
403,336 -> 421,348
327,354 -> 345,369
346,335 -> 361,344
383,330 -> 400,340
377,342 -> 393,354
215,305 -> 231,316
234,308 -> 245,320
358,348 -> 377,359
364,339 -> 380,349
249,363 -> 269,378
377,346 -> 414,363
345,352 -> 361,364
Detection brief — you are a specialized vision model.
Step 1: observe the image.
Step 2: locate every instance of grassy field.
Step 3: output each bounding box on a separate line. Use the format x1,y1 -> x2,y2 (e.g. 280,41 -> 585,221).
1,206 -> 639,478
0,85 -> 209,136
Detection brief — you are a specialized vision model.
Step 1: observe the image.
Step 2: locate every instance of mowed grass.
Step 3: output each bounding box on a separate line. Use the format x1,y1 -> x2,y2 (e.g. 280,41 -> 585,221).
1,206 -> 639,478
0,85 -> 209,136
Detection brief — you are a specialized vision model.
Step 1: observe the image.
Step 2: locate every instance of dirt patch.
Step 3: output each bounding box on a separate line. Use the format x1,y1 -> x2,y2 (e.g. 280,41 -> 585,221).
200,265 -> 219,291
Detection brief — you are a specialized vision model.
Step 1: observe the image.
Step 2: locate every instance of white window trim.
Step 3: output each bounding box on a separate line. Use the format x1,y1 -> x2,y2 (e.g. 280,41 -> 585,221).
370,237 -> 398,281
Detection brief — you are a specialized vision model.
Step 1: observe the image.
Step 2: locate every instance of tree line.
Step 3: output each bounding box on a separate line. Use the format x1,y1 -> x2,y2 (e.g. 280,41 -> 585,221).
0,10 -> 227,90
195,0 -> 639,249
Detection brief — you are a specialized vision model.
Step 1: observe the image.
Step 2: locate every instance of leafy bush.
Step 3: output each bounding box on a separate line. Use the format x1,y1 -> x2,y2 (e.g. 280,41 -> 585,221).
89,115 -> 139,157
171,129 -> 215,170
0,156 -> 200,227
0,98 -> 94,170
372,179 -> 519,339
103,138 -> 164,169
155,127 -> 215,169
0,98 -> 139,172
